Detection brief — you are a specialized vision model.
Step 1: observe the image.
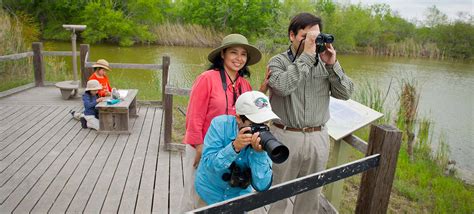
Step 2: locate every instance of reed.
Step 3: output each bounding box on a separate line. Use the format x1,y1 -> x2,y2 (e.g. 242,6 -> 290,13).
0,8 -> 36,92
363,38 -> 445,59
151,22 -> 225,48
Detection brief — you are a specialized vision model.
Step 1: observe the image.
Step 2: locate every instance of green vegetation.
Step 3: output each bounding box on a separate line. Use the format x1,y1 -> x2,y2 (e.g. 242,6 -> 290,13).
2,0 -> 473,59
0,8 -> 36,91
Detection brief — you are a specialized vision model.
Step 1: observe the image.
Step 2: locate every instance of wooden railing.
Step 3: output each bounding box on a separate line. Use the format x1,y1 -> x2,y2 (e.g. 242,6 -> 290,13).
0,43 -> 170,105
188,124 -> 402,213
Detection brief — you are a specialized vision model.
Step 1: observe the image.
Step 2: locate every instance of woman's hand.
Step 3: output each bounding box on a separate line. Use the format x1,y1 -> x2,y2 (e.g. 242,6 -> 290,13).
233,127 -> 253,152
193,144 -> 203,168
250,132 -> 264,152
259,66 -> 271,94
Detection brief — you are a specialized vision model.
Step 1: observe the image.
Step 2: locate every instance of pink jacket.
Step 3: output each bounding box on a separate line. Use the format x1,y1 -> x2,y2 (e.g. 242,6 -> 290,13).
184,69 -> 252,146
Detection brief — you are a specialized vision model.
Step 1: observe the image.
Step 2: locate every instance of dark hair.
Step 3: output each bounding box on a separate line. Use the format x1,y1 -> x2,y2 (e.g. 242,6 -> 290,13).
94,67 -> 101,72
288,13 -> 323,38
240,114 -> 249,123
208,48 -> 251,78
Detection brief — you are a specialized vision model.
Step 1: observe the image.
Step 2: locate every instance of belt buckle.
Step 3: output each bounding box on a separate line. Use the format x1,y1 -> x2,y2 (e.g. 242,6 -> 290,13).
302,127 -> 309,133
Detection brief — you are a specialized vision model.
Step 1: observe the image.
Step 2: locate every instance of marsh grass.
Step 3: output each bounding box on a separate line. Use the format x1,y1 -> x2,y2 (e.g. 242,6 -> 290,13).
0,8 -> 36,92
151,22 -> 224,48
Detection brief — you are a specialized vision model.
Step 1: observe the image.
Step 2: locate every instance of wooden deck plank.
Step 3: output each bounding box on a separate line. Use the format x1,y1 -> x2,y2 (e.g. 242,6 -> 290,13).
49,115 -> 138,213
0,106 -> 71,172
65,134 -> 120,213
118,107 -> 155,213
135,108 -> 163,213
0,123 -> 86,212
0,107 -> 78,186
0,106 -> 60,152
0,118 -> 78,204
14,128 -> 98,212
152,128 -> 170,213
98,107 -> 148,213
0,106 -> 44,141
169,150 -> 184,214
0,106 -> 17,121
0,106 -> 43,137
0,106 -> 28,124
31,132 -> 106,212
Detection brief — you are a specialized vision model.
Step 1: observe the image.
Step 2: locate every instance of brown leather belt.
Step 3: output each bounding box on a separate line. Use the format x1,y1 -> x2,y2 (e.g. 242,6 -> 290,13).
273,123 -> 321,133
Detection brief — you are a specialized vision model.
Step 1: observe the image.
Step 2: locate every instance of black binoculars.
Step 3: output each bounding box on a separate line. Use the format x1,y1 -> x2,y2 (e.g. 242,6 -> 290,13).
315,33 -> 334,53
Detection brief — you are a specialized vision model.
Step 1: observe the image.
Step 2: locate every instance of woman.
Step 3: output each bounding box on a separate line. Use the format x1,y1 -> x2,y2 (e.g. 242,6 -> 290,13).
180,34 -> 262,212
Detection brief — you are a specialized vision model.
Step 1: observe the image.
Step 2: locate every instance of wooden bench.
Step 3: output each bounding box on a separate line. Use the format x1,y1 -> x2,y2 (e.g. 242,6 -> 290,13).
55,80 -> 79,99
95,89 -> 138,134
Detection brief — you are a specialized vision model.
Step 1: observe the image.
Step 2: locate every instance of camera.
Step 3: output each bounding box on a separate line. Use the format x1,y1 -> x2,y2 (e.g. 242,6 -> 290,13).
246,124 -> 289,164
316,33 -> 334,53
222,162 -> 251,189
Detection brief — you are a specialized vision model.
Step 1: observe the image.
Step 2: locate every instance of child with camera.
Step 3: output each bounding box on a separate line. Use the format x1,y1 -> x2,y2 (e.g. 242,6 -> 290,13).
194,91 -> 280,207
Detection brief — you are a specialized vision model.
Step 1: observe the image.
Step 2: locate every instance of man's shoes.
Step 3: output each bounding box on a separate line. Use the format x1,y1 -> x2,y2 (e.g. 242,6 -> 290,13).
80,117 -> 87,129
70,110 -> 75,117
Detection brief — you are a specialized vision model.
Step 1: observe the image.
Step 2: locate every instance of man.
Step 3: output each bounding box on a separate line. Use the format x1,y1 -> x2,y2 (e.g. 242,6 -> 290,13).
194,91 -> 279,207
267,12 -> 354,213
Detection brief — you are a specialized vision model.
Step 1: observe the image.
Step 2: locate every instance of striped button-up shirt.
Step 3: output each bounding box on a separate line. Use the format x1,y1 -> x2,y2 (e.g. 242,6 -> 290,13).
268,50 -> 354,128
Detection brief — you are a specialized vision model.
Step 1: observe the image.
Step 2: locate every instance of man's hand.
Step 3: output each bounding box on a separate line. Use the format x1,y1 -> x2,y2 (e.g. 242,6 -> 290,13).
193,144 -> 203,168
320,43 -> 336,65
303,30 -> 319,56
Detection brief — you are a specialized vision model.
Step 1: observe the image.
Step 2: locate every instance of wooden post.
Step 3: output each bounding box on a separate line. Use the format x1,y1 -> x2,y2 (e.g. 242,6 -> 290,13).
80,44 -> 91,88
325,139 -> 351,209
162,56 -> 173,149
355,124 -> 402,214
32,42 -> 45,87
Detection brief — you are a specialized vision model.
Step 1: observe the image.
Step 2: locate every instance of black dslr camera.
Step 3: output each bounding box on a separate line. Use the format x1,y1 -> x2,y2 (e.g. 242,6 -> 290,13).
222,162 -> 251,189
316,33 -> 334,53
246,124 -> 289,164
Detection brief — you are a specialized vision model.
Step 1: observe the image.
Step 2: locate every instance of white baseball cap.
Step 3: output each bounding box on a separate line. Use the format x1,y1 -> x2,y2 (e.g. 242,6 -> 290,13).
235,91 -> 280,124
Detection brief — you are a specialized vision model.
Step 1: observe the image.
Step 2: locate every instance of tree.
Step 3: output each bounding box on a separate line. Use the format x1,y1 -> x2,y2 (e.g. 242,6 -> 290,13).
423,5 -> 448,27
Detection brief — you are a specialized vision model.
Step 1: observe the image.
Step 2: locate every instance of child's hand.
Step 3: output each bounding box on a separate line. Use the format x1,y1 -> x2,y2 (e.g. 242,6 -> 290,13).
97,97 -> 106,103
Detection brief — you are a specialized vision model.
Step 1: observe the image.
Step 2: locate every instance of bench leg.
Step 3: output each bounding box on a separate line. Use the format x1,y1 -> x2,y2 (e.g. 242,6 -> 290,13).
129,96 -> 138,118
60,89 -> 74,100
98,111 -> 130,134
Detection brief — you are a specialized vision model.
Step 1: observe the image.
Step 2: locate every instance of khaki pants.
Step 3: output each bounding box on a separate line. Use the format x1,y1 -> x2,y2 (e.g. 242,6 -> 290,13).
179,144 -> 201,212
267,125 -> 330,214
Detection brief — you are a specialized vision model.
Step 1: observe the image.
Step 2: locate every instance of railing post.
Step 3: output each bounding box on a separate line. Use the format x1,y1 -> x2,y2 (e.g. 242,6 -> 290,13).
355,124 -> 402,214
32,42 -> 45,87
162,56 -> 173,150
80,44 -> 91,88
325,138 -> 351,210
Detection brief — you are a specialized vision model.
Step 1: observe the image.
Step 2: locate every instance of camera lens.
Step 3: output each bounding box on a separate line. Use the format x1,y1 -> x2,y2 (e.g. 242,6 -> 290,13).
259,131 -> 289,164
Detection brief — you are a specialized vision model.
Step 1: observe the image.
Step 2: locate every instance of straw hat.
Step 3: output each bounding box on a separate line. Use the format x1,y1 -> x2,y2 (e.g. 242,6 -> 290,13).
85,79 -> 102,91
207,34 -> 262,66
92,59 -> 111,71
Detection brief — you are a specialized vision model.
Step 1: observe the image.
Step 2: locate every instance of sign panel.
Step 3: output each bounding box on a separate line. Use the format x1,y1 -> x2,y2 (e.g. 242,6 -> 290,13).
327,98 -> 384,141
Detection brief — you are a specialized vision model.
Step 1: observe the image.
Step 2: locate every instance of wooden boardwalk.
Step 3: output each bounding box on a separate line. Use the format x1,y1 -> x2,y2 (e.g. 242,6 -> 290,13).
0,87 -> 185,213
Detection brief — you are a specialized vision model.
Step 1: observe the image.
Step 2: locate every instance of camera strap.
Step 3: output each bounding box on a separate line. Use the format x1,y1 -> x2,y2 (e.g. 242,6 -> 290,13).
287,41 -> 319,66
